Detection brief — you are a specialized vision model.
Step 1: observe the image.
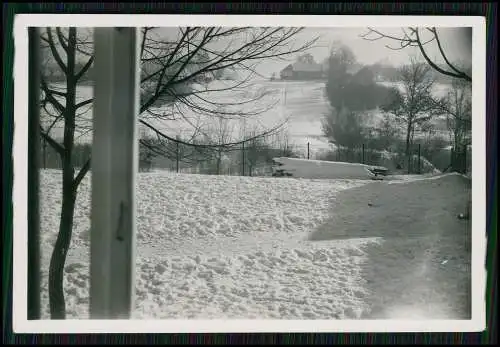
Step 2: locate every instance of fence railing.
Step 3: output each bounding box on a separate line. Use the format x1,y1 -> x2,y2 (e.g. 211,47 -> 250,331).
39,138 -> 471,176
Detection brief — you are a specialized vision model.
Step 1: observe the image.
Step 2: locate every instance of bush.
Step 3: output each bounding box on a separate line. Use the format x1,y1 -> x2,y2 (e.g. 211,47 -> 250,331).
322,107 -> 366,150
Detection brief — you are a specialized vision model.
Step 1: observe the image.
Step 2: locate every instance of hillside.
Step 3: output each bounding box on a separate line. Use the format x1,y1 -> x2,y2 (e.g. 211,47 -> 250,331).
43,79 -> 453,156
39,170 -> 471,320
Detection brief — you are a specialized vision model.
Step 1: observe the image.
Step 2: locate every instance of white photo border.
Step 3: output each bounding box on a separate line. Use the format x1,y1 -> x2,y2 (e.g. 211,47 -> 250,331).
13,14 -> 486,333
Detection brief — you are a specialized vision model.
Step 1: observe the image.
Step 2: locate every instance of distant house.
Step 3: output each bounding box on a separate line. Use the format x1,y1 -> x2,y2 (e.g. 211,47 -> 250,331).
280,64 -> 294,79
280,61 -> 325,80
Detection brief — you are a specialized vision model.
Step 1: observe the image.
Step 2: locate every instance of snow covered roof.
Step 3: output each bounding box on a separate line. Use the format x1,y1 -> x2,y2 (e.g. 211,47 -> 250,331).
290,62 -> 323,73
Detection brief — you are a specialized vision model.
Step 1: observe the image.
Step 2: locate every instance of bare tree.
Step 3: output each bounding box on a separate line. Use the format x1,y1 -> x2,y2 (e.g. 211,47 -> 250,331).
322,106 -> 367,155
207,116 -> 235,175
433,78 -> 472,172
361,26 -> 472,216
360,27 -> 472,82
39,28 -> 93,319
381,59 -> 438,173
271,130 -> 298,158
39,26 -> 316,318
244,127 -> 271,177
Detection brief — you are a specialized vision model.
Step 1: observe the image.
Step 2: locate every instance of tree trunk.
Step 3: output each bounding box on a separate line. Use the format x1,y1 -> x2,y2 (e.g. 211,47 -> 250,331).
216,153 -> 221,175
405,121 -> 412,174
48,174 -> 76,319
43,139 -> 47,169
49,27 -> 78,319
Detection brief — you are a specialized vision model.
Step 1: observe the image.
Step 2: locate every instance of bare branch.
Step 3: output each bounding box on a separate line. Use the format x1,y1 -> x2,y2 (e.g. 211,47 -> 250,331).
73,158 -> 91,189
414,29 -> 471,82
46,27 -> 67,74
430,27 -> 471,80
40,127 -> 64,156
360,27 -> 471,83
55,27 -> 69,53
139,117 -> 286,150
75,98 -> 93,109
75,56 -> 94,81
40,77 -> 65,113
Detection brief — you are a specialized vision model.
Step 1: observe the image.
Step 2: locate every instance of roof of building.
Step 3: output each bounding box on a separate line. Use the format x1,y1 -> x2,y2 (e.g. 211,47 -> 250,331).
281,62 -> 324,73
291,62 -> 323,72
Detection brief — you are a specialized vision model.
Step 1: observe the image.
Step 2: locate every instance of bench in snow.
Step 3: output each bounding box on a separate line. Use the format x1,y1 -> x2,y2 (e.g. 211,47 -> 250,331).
368,166 -> 389,177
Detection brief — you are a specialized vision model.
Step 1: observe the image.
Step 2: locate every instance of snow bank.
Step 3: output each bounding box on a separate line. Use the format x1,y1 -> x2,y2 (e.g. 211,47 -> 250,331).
387,172 -> 470,185
272,157 -> 386,180
39,170 -> 374,319
38,169 -> 470,320
306,171 -> 471,319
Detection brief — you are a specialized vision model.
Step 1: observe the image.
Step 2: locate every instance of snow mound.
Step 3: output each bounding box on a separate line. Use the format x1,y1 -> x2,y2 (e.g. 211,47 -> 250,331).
307,171 -> 472,319
387,172 -> 471,185
272,157 -> 386,180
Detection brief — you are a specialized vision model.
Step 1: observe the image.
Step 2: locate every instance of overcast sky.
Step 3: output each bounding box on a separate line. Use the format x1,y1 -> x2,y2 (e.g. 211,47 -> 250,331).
253,27 -> 472,77
150,26 -> 472,79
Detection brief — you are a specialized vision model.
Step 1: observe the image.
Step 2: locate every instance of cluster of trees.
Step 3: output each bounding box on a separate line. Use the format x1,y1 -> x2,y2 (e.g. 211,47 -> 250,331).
321,41 -> 472,174
324,45 -> 393,112
360,61 -> 466,84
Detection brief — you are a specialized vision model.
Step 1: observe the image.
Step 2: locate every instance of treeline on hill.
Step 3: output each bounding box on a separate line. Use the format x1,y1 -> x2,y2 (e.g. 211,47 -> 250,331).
358,62 -> 467,85
320,44 -> 471,174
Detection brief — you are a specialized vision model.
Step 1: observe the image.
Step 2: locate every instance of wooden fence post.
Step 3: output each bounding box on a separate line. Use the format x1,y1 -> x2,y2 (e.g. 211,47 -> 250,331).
418,144 -> 421,174
242,142 -> 245,176
176,141 -> 180,173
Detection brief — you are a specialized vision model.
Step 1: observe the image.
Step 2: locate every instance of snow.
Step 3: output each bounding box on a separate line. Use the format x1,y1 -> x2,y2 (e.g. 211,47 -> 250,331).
272,157 -> 384,180
39,164 -> 470,321
307,172 -> 471,320
386,172 -> 469,185
40,170 -> 374,319
40,161 -> 471,319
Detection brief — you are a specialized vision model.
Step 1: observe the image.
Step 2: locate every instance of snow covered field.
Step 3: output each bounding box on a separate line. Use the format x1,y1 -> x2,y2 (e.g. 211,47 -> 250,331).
44,80 -> 331,153
40,170 -> 373,319
39,170 -> 471,320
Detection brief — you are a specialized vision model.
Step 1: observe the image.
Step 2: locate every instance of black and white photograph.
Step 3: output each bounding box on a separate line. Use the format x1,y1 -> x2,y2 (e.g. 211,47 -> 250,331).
13,15 -> 486,333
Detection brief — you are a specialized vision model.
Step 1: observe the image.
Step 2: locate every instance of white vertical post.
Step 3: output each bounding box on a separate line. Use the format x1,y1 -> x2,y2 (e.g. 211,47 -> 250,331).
90,28 -> 140,319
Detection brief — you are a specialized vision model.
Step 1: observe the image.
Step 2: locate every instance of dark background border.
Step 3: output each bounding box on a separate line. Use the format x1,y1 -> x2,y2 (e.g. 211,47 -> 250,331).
2,2 -> 497,344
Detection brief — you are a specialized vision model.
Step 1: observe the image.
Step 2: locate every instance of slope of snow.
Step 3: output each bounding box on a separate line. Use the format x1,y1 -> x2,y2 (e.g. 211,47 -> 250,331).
39,170 -> 375,319
39,170 -> 471,321
307,173 -> 471,320
45,80 -> 332,150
